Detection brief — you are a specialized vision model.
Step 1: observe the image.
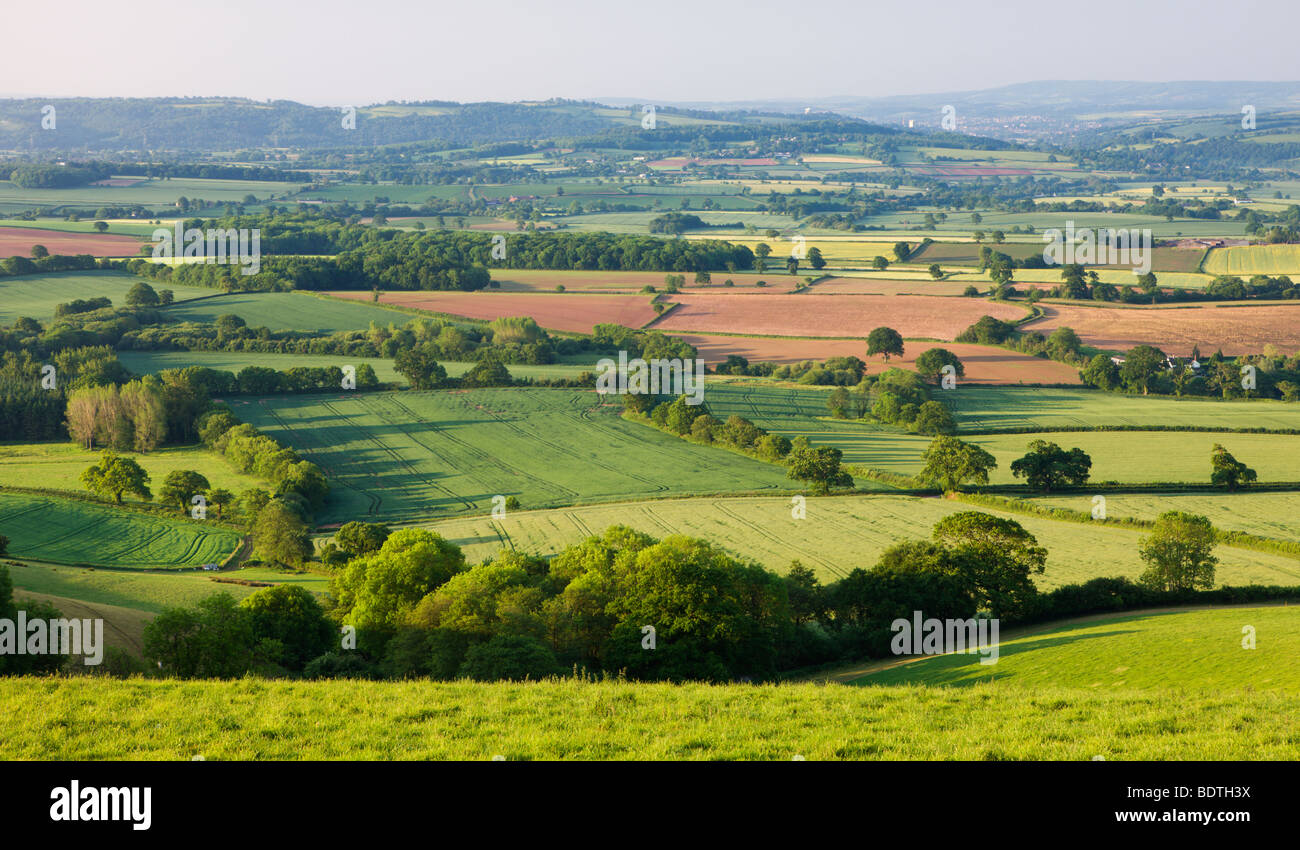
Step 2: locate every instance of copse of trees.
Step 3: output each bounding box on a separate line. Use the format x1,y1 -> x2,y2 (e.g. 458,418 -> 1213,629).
1010,439 -> 1093,492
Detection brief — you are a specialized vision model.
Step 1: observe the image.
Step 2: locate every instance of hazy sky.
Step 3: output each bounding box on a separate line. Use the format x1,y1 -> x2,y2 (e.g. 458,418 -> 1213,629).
7,0 -> 1298,104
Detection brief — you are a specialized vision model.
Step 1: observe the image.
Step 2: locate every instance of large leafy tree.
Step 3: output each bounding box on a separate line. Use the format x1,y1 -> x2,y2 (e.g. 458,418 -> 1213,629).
914,348 -> 964,384
786,446 -> 853,495
80,451 -> 152,503
238,584 -> 335,671
919,435 -> 997,492
931,511 -> 1047,617
251,499 -> 313,568
1138,511 -> 1218,591
330,528 -> 466,634
1210,444 -> 1257,491
160,469 -> 211,511
1119,345 -> 1167,395
393,347 -> 448,390
1009,439 -> 1092,492
866,326 -> 904,363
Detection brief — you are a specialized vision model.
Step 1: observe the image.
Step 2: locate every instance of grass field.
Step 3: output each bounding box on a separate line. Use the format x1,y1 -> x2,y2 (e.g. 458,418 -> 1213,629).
1025,491 -> 1300,544
234,388 -> 795,524
418,494 -> 1300,587
4,560 -> 258,613
0,176 -> 303,210
162,292 -> 414,332
333,290 -> 661,334
852,607 -> 1300,690
0,271 -> 213,323
118,351 -> 595,384
1204,244 -> 1300,276
0,442 -> 261,497
0,491 -> 241,569
4,677 -> 1299,759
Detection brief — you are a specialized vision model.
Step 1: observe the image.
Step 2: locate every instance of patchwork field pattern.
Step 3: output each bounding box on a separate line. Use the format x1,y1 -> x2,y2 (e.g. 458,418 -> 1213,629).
1021,302 -> 1300,355
330,290 -> 661,333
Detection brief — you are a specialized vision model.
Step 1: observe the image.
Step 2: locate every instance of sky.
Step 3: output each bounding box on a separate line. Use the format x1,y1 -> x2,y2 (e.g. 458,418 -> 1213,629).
5,0 -> 1298,105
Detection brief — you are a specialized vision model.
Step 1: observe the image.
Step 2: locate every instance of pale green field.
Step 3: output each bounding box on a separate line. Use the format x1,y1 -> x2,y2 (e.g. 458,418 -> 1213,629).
855,607 -> 1300,690
0,271 -> 214,324
0,218 -> 169,237
0,442 -> 262,498
4,678 -> 1299,759
1025,491 -> 1300,544
4,560 -> 257,613
162,292 -> 414,332
0,176 -> 303,209
1204,244 -> 1300,276
416,494 -> 1300,587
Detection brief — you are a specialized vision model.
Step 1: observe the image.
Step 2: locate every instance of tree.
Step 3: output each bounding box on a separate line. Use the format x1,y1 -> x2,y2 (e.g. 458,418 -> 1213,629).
866,326 -> 904,363
206,488 -> 234,520
1119,345 -> 1167,395
160,470 -> 212,512
461,355 -> 513,388
928,263 -> 943,280
335,521 -> 392,557
330,529 -> 466,633
93,221 -> 108,233
914,348 -> 964,384
892,241 -> 911,262
1080,354 -> 1120,391
30,244 -> 48,259
807,247 -> 826,270
872,256 -> 890,271
1010,440 -> 1092,492
239,584 -> 335,672
142,593 -> 254,678
460,634 -> 563,681
125,281 -> 160,308
912,400 -> 956,435
251,499 -> 313,567
919,435 -> 997,492
786,446 -> 853,495
1138,511 -> 1218,591
80,451 -> 152,503
394,347 -> 448,390
1210,444 -> 1257,491
931,512 -> 1046,616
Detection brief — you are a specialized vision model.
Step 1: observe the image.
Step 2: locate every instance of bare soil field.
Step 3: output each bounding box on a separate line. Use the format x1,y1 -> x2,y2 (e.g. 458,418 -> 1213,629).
653,293 -> 1026,339
329,290 -> 661,333
0,226 -> 143,258
808,277 -> 974,296
1021,302 -> 1300,355
677,335 -> 1081,384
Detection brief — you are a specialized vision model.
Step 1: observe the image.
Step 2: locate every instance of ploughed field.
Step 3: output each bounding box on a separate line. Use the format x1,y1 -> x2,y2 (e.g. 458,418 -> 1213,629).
0,226 -> 143,257
1020,302 -> 1300,355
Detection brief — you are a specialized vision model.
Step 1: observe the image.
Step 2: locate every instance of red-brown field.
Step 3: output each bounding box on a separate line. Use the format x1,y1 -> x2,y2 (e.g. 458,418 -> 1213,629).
490,269 -> 801,293
328,290 -> 661,333
654,293 -> 1027,339
0,227 -> 143,258
808,277 -> 974,296
676,335 -> 1080,384
1021,303 -> 1300,356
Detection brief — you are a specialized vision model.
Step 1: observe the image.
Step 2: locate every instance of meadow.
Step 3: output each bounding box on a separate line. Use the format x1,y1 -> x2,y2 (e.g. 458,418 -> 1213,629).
4,677 -> 1299,760
1203,244 -> 1300,276
162,292 -> 414,332
235,388 -> 795,524
0,441 -> 262,496
4,560 -> 259,613
417,493 -> 1300,587
0,271 -> 213,323
333,290 -> 661,334
118,351 -> 594,383
0,176 -> 304,211
852,607 -> 1300,690
0,491 -> 242,569
1024,491 -> 1300,544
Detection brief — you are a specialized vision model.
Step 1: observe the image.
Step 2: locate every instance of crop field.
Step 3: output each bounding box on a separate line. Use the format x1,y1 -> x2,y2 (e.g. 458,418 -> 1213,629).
654,293 -> 1028,339
8,677 -> 1300,760
331,290 -> 660,333
162,292 -> 414,332
1204,244 -> 1300,276
806,277 -> 975,296
417,493 -> 1300,587
0,271 -> 213,323
4,560 -> 259,613
1024,491 -> 1300,544
683,338 -> 1079,383
0,226 -> 143,258
1020,301 -> 1300,355
853,607 -> 1300,690
490,268 -> 798,292
234,388 -> 794,524
0,442 -> 262,496
0,176 -> 304,210
947,386 -> 1300,431
0,491 -> 242,569
0,218 -> 169,237
118,351 -> 593,383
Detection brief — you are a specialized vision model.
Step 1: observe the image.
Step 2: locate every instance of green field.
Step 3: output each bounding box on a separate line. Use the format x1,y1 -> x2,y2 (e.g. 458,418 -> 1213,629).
1025,491 -> 1300,544
236,388 -> 796,524
1204,244 -> 1300,276
418,494 -> 1300,587
4,677 -> 1299,759
0,442 -> 261,497
0,271 -> 214,324
161,292 -> 414,332
0,218 -> 170,237
853,607 -> 1300,690
0,176 -> 304,211
0,491 -> 242,569
117,351 -> 594,384
4,560 -> 258,613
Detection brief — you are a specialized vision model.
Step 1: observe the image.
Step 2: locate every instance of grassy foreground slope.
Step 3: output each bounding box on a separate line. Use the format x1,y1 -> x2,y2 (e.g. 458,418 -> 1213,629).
3,678 -> 1298,759
238,388 -> 795,524
422,495 -> 1300,586
854,607 -> 1300,690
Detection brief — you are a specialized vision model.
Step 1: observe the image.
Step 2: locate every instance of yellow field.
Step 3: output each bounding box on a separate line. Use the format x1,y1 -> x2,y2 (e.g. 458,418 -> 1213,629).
1204,244 -> 1300,276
